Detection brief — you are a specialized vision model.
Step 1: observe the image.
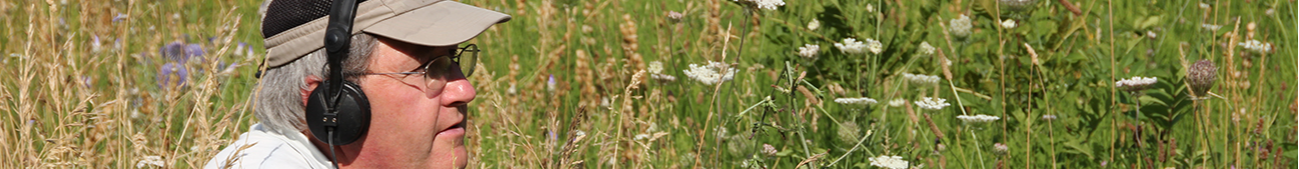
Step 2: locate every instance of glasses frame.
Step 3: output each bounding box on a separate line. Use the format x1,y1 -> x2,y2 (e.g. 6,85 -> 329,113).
357,44 -> 478,91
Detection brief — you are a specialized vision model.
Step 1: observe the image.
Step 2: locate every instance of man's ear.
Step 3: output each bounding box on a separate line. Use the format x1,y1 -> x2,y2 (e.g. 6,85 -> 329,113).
302,75 -> 323,106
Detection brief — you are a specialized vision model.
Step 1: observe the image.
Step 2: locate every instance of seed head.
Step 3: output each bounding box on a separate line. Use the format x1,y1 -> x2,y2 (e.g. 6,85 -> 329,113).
1188,59 -> 1218,98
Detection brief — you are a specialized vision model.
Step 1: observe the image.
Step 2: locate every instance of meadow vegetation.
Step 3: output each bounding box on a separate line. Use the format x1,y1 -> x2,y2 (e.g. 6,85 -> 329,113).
1,0 -> 1295,168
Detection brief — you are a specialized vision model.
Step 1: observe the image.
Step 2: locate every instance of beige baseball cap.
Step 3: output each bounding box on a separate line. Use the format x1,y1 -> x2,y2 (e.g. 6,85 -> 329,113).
261,0 -> 510,68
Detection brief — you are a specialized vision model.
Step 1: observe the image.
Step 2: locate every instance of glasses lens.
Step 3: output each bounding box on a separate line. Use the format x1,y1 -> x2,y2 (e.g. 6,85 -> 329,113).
458,44 -> 478,77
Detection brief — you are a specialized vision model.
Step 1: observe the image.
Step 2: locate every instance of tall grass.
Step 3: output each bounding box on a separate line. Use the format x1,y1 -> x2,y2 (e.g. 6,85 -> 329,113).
2,0 -> 1295,168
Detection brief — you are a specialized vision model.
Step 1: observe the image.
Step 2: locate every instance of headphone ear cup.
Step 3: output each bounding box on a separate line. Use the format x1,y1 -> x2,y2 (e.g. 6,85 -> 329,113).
306,80 -> 372,145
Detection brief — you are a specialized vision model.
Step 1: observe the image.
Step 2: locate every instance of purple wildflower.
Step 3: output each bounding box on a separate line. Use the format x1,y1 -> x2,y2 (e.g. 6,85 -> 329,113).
185,44 -> 205,62
161,42 -> 187,63
158,62 -> 188,89
112,13 -> 128,22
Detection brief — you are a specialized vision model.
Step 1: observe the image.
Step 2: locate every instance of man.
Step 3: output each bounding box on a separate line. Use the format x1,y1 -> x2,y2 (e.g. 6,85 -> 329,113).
205,0 -> 509,168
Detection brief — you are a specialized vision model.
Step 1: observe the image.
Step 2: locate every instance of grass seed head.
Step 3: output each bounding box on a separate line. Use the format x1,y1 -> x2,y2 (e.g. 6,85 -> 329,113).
1188,59 -> 1218,98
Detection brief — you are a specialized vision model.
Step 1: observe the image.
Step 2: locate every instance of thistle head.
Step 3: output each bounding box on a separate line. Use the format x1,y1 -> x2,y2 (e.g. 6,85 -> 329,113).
1187,59 -> 1218,98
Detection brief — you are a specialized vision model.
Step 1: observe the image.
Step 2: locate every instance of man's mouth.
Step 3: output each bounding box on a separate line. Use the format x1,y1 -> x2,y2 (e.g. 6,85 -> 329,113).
440,121 -> 466,134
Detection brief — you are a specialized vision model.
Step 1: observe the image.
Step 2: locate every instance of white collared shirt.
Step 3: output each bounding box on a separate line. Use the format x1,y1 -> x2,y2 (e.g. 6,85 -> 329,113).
205,123 -> 335,169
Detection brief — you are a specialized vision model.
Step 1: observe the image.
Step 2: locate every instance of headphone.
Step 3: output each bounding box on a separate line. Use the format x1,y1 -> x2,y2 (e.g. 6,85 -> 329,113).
305,0 -> 368,167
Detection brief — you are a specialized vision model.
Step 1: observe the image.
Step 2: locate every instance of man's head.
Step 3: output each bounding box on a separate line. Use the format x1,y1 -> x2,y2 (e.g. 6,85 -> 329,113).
255,0 -> 508,168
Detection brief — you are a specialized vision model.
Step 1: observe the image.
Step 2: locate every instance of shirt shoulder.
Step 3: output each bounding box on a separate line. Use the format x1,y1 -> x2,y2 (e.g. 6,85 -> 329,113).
204,124 -> 332,169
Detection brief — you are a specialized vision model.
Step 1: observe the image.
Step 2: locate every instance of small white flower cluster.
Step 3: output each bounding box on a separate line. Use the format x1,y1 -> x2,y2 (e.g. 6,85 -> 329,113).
914,97 -> 951,110
735,0 -> 785,10
761,144 -> 778,156
798,44 -> 820,58
888,99 -> 906,107
869,155 -> 910,169
957,114 -> 1001,123
1201,24 -> 1222,31
835,38 -> 867,54
918,41 -> 936,56
1001,19 -> 1017,29
903,73 -> 941,85
808,19 -> 821,30
949,14 -> 972,38
137,155 -> 166,168
648,61 -> 677,81
1041,114 -> 1058,121
834,97 -> 878,105
866,4 -> 876,13
683,61 -> 737,85
1115,76 -> 1157,91
993,143 -> 1009,154
1238,40 -> 1273,54
865,38 -> 883,54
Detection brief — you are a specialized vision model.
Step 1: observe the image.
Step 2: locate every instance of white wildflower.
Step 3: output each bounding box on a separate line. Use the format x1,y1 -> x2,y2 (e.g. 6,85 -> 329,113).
1146,30 -> 1157,39
648,61 -> 664,74
507,83 -> 517,95
834,97 -> 878,105
903,73 -> 941,85
634,134 -> 650,140
1238,40 -> 1272,54
1041,114 -> 1057,121
869,155 -> 910,169
683,61 -> 737,85
1001,19 -> 1017,29
1115,76 -> 1157,91
918,41 -> 936,56
949,14 -> 972,38
957,114 -> 1001,123
834,38 -> 867,54
993,143 -> 1009,155
888,99 -> 906,107
761,144 -> 778,156
914,97 -> 951,110
136,156 -> 166,168
91,35 -> 102,53
652,74 -> 677,81
865,38 -> 883,54
1201,24 -> 1221,31
735,0 -> 786,10
808,19 -> 821,30
866,4 -> 876,13
798,44 -> 820,58
1199,3 -> 1210,9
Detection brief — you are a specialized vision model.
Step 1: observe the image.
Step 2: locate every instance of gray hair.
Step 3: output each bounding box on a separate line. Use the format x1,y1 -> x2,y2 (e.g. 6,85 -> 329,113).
255,33 -> 377,135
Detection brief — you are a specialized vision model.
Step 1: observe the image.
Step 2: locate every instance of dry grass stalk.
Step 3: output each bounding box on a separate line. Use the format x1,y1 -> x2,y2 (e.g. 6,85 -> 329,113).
621,14 -> 647,83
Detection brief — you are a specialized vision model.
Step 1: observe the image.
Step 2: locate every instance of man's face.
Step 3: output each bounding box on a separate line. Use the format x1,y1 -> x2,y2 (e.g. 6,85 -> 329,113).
346,37 -> 474,168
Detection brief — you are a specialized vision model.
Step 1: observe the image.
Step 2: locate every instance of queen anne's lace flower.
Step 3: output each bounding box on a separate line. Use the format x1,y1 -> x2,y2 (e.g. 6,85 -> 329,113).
914,97 -> 950,110
1201,24 -> 1222,31
798,44 -> 820,58
903,73 -> 940,85
949,14 -> 972,38
807,19 -> 821,30
734,0 -> 785,10
869,155 -> 910,169
683,61 -> 737,85
957,114 -> 1001,123
918,42 -> 936,56
865,38 -> 883,54
1115,76 -> 1157,92
834,97 -> 878,105
888,99 -> 906,107
1238,40 -> 1273,54
1001,19 -> 1017,29
835,38 -> 866,54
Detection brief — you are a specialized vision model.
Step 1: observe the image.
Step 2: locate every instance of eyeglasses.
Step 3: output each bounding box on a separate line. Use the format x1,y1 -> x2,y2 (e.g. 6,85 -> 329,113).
360,44 -> 479,93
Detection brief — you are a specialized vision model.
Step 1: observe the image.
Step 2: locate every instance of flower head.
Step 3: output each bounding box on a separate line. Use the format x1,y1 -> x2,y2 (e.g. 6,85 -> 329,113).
1001,19 -> 1017,29
1041,114 -> 1058,121
161,42 -> 188,63
1238,40 -> 1273,54
683,61 -> 737,85
888,99 -> 906,107
834,97 -> 878,105
918,42 -> 936,56
547,74 -> 557,92
733,0 -> 785,10
1187,59 -> 1218,98
136,155 -> 166,168
993,143 -> 1009,155
949,14 -> 972,38
834,38 -> 867,54
869,155 -> 910,169
797,44 -> 820,58
914,97 -> 951,110
158,62 -> 188,89
1201,24 -> 1222,31
957,114 -> 1001,123
807,19 -> 821,30
1115,76 -> 1157,92
648,61 -> 664,74
903,73 -> 941,85
761,144 -> 778,156
667,11 -> 684,22
865,38 -> 883,54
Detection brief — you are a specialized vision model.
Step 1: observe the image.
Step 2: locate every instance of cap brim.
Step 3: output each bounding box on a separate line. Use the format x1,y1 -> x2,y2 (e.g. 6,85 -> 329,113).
364,1 -> 510,47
